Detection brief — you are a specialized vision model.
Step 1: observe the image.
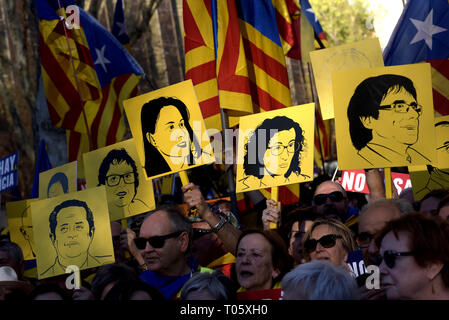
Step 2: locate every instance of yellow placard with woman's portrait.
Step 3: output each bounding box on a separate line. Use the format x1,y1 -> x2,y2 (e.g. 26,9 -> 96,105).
310,38 -> 384,120
235,103 -> 314,193
123,80 -> 215,180
6,199 -> 38,261
39,161 -> 77,199
83,138 -> 156,221
333,63 -> 437,170
31,186 -> 114,279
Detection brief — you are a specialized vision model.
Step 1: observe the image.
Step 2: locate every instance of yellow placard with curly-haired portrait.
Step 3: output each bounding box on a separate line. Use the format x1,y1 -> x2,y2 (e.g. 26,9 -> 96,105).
235,103 -> 315,193
333,63 -> 437,170
83,138 -> 156,221
6,199 -> 38,261
31,186 -> 114,279
310,38 -> 384,120
39,162 -> 77,199
123,80 -> 215,180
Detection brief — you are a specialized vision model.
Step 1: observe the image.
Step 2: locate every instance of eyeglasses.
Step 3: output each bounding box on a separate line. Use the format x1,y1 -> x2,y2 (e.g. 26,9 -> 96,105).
356,232 -> 375,249
268,140 -> 298,156
134,231 -> 183,249
380,250 -> 414,269
303,234 -> 343,253
192,228 -> 213,240
106,172 -> 135,187
313,191 -> 345,205
378,102 -> 422,114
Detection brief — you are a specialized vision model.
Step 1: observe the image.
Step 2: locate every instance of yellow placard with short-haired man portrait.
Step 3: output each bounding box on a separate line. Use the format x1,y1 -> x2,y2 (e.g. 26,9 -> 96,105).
310,38 -> 384,120
83,138 -> 156,222
333,63 -> 437,170
6,199 -> 38,261
31,186 -> 114,279
235,103 -> 315,193
39,161 -> 77,199
123,80 -> 215,180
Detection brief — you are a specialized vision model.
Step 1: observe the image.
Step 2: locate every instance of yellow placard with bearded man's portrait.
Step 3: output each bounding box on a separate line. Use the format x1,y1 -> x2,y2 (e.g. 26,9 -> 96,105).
6,199 -> 38,261
333,63 -> 437,170
310,38 -> 384,120
123,80 -> 215,180
39,162 -> 77,199
83,138 -> 156,221
235,103 -> 315,193
31,186 -> 114,279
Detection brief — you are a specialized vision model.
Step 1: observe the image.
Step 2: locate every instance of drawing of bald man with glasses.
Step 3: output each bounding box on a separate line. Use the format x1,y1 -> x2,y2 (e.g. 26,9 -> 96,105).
347,74 -> 431,166
98,149 -> 149,220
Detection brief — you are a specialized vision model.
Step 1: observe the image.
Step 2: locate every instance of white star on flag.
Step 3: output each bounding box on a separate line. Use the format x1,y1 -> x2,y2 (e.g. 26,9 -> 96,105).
410,9 -> 447,50
94,45 -> 111,73
116,22 -> 127,37
306,8 -> 318,22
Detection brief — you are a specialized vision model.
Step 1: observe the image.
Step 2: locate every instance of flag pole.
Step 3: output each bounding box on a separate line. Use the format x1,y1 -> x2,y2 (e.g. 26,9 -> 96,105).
307,62 -> 326,176
56,1 -> 94,152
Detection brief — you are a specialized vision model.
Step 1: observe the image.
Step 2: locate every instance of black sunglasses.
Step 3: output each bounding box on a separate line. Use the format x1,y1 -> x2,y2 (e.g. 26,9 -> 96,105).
356,232 -> 375,248
381,250 -> 414,269
313,191 -> 345,205
192,228 -> 213,240
304,234 -> 343,253
134,231 -> 183,249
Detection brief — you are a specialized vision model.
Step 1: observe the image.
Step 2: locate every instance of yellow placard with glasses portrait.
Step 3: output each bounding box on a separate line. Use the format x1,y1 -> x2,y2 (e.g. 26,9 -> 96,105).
235,103 -> 315,193
123,80 -> 215,180
310,38 -> 384,120
6,199 -> 38,261
333,63 -> 437,170
83,138 -> 156,221
39,161 -> 77,199
31,186 -> 114,279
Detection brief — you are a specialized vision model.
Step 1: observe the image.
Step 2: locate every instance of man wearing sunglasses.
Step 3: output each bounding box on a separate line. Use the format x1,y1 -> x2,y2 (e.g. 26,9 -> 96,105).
347,74 -> 431,166
312,180 -> 349,223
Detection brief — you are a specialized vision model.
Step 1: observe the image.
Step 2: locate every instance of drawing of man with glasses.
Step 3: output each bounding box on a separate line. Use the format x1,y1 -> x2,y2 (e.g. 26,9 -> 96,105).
347,74 -> 431,166
98,149 -> 149,219
240,116 -> 309,190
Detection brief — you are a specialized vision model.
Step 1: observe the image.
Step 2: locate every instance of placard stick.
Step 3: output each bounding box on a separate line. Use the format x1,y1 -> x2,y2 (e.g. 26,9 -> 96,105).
179,171 -> 190,186
384,168 -> 392,199
270,186 -> 279,229
121,218 -> 130,259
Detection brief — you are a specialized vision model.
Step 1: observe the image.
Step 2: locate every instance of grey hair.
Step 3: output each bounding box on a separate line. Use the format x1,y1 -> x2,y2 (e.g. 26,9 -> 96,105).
282,260 -> 359,300
359,198 -> 413,222
180,271 -> 235,300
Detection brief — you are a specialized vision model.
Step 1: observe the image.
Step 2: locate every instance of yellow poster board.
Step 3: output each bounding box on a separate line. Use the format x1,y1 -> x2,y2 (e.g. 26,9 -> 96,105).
123,80 -> 215,180
310,38 -> 384,120
39,162 -> 77,199
235,103 -> 314,193
31,186 -> 114,279
6,199 -> 38,261
83,138 -> 156,221
408,115 -> 449,200
333,63 -> 437,170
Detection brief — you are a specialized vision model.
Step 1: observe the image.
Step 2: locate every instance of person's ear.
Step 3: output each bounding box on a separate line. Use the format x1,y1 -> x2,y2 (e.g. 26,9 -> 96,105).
426,261 -> 444,281
179,231 -> 189,253
271,267 -> 280,280
146,132 -> 156,147
360,116 -> 375,129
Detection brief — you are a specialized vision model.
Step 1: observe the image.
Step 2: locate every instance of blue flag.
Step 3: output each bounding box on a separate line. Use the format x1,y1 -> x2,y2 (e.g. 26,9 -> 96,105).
30,140 -> 52,198
112,0 -> 130,46
384,0 -> 449,65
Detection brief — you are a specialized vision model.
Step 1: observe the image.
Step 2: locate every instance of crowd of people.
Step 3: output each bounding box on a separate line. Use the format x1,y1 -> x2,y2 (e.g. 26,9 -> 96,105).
1,168 -> 449,301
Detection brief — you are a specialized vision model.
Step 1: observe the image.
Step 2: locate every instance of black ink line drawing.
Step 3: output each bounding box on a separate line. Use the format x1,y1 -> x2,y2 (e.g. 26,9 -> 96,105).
239,116 -> 310,190
41,199 -> 110,277
47,172 -> 69,198
141,97 -> 209,177
98,149 -> 149,218
414,165 -> 449,199
19,204 -> 35,259
347,74 -> 431,165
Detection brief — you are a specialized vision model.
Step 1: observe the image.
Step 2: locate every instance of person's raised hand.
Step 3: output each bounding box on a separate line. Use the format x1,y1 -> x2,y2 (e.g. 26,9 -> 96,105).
262,199 -> 281,230
181,183 -> 208,218
120,228 -> 138,257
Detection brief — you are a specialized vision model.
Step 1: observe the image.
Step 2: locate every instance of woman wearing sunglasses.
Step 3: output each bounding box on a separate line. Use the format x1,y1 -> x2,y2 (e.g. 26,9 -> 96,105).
302,219 -> 356,268
375,212 -> 449,300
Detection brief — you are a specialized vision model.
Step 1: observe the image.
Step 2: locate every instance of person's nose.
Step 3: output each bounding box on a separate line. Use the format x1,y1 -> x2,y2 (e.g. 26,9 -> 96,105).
315,242 -> 325,253
367,240 -> 378,256
379,258 -> 389,275
143,241 -> 154,253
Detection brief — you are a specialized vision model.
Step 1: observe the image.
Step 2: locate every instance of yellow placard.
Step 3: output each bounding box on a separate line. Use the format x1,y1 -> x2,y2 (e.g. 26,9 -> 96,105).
83,138 -> 156,221
235,103 -> 315,193
408,115 -> 449,200
333,63 -> 437,170
39,162 -> 77,199
6,199 -> 38,261
123,80 -> 215,180
310,38 -> 384,120
31,186 -> 114,279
